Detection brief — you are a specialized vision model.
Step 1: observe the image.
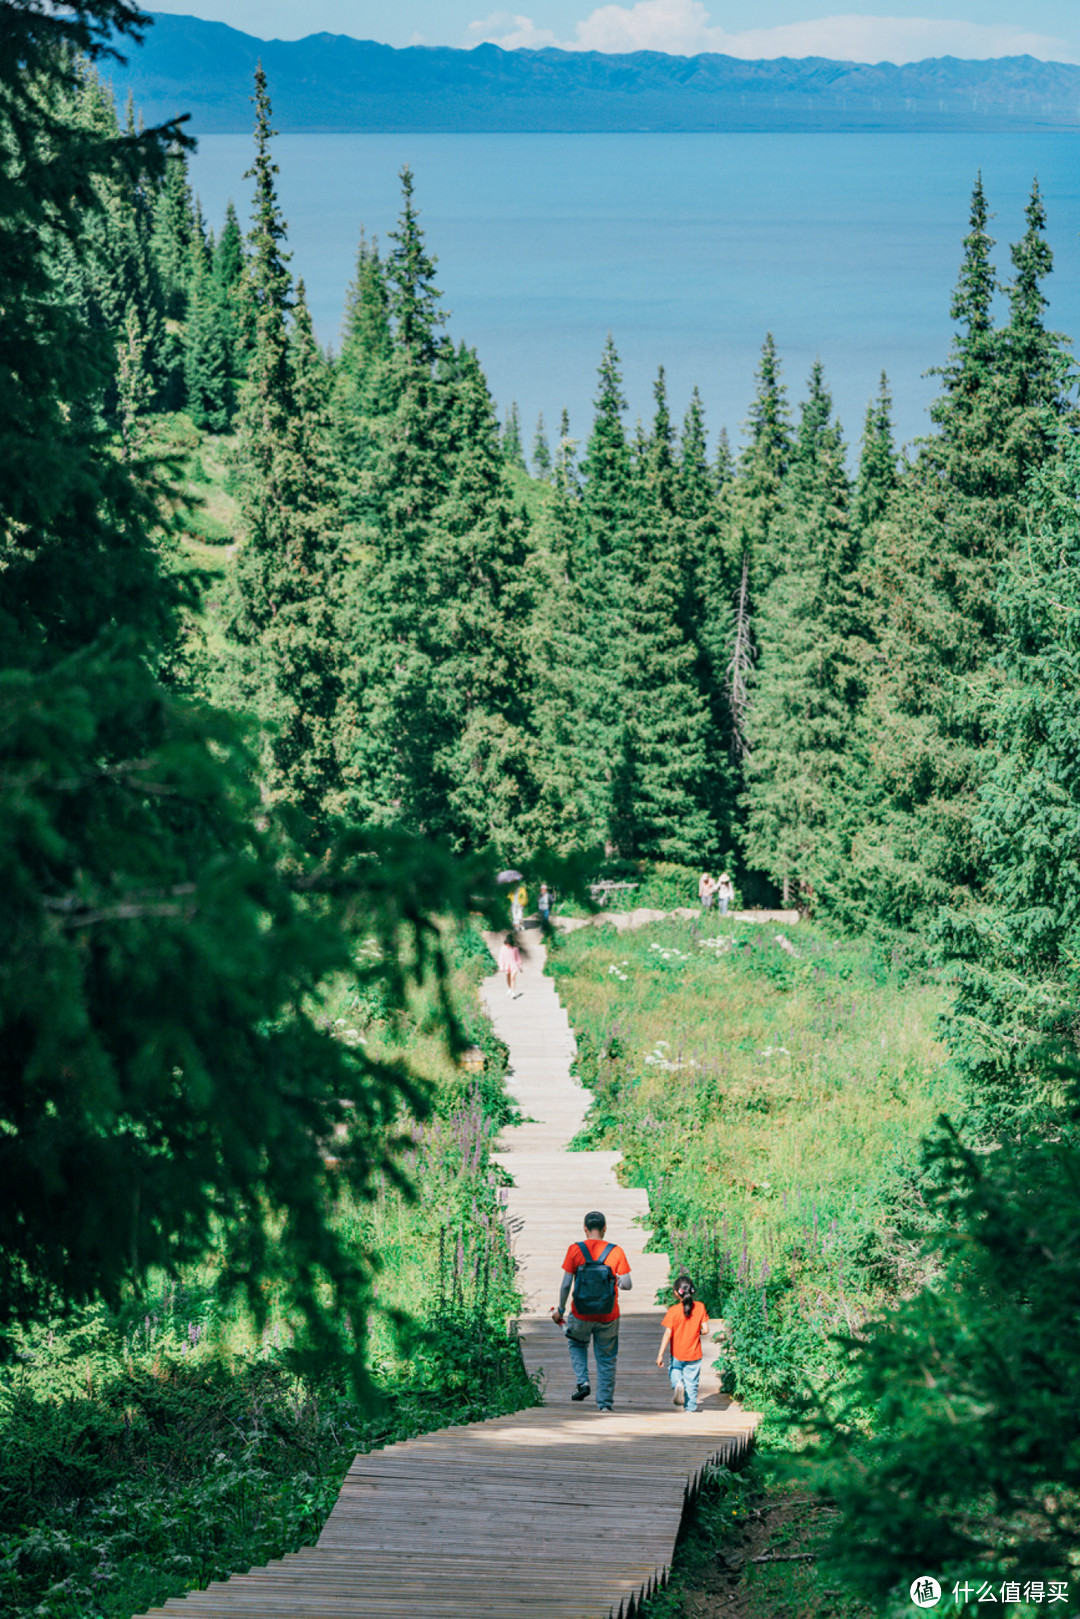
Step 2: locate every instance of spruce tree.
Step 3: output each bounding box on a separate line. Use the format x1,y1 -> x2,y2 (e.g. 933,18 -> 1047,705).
56,64 -> 170,422
501,400 -> 526,470
607,368 -> 715,861
150,141 -> 196,322
228,71 -> 343,828
557,339 -> 636,848
680,387 -> 740,848
715,337 -> 793,773
1000,178 -> 1074,481
339,170 -> 450,829
430,347 -> 537,850
851,372 -> 897,533
339,172 -> 537,851
331,228 -> 391,535
581,334 -> 634,556
532,412 -> 552,480
715,424 -> 734,488
184,227 -> 234,431
940,433 -> 1080,1136
335,231 -> 390,422
732,332 -> 793,586
742,361 -> 858,906
526,418 -> 612,853
839,177 -> 1071,929
212,197 -> 245,375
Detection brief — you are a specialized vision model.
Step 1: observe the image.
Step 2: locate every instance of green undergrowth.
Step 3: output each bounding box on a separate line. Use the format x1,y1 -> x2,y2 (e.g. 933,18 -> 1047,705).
547,915 -> 959,1410
1,924 -> 537,1619
639,1453 -> 875,1619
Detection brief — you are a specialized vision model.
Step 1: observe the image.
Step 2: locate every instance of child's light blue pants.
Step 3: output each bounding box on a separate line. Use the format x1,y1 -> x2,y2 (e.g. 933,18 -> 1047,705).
669,1357 -> 701,1411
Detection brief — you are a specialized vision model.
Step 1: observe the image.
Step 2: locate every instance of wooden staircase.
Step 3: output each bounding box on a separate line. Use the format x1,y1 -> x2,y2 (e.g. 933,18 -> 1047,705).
140,924 -> 758,1618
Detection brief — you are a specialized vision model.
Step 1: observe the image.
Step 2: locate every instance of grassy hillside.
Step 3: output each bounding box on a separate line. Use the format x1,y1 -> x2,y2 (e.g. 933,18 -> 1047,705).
549,915 -> 958,1405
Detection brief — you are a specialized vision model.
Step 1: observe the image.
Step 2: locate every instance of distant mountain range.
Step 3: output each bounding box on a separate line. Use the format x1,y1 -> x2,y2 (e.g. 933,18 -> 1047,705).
103,13 -> 1080,134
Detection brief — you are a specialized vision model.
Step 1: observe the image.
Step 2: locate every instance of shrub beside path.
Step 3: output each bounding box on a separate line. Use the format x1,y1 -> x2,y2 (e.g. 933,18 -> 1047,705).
140,925 -> 758,1619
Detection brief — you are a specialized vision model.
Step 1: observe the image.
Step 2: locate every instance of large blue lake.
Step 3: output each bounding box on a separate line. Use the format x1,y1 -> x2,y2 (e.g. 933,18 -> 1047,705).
190,132 -> 1080,457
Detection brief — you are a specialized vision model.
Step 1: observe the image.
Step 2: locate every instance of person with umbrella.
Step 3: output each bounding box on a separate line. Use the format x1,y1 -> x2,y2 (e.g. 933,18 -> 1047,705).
498,868 -> 527,929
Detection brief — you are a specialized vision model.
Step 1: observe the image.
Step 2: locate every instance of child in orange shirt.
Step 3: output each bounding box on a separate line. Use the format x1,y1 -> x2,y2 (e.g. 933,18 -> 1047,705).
657,1274 -> 710,1412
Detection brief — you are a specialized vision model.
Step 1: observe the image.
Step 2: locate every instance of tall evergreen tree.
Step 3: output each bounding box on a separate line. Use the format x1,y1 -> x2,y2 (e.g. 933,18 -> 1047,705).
837,177 -> 1072,930
532,412 -> 552,480
851,371 -> 897,533
501,400 -> 526,471
335,230 -> 390,417
184,226 -> 234,431
430,349 -> 537,849
227,71 -> 343,827
339,173 -> 537,851
679,388 -> 740,846
526,418 -> 612,853
940,433 -> 1080,1136
150,141 -> 196,322
715,424 -> 734,488
1000,178 -> 1074,480
56,64 -> 170,423
581,334 -> 634,556
742,362 -> 858,906
212,197 -> 245,373
731,332 -> 793,586
715,337 -> 793,775
331,229 -> 391,529
607,369 -> 715,860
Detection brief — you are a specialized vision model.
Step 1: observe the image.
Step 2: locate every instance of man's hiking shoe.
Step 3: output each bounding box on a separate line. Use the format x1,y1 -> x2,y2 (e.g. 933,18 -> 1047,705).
673,1384 -> 685,1407
571,1383 -> 591,1401
598,1404 -> 614,1412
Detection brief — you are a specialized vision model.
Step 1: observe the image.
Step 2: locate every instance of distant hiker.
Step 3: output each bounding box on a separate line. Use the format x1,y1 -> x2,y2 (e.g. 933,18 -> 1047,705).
698,871 -> 716,912
551,1211 -> 632,1411
538,883 -> 552,925
716,873 -> 734,915
511,882 -> 527,928
657,1274 -> 711,1412
498,933 -> 522,997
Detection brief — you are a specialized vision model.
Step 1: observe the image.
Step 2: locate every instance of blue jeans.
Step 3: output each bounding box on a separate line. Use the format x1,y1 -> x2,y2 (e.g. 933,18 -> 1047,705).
669,1357 -> 701,1411
566,1315 -> 619,1407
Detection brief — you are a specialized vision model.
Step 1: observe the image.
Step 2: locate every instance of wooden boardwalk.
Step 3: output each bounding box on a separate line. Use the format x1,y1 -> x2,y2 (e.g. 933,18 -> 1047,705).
142,924 -> 757,1619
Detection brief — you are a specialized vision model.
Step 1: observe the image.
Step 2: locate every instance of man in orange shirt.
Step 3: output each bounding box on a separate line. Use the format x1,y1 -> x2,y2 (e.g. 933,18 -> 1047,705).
551,1210 -> 632,1411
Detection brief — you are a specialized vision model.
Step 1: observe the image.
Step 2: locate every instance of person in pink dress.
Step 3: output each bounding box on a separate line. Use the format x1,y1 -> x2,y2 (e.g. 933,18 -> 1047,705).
498,933 -> 523,997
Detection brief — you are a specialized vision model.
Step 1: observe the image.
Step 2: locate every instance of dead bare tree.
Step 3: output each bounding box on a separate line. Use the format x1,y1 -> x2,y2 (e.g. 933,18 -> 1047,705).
724,550 -> 754,759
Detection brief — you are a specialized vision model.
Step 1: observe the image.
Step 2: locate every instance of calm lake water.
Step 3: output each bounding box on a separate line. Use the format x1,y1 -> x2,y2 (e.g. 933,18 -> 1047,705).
189,132 -> 1080,457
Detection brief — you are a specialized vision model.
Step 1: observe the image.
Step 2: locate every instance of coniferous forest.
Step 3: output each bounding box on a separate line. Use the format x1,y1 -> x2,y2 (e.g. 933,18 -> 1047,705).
4,4 -> 1080,1617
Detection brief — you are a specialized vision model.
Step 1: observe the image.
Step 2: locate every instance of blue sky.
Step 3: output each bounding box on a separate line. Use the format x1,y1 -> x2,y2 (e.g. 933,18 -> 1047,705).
145,2 -> 1080,61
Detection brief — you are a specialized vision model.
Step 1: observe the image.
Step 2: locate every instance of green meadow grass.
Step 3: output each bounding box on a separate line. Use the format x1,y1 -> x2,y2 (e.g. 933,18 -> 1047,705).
548,916 -> 961,1407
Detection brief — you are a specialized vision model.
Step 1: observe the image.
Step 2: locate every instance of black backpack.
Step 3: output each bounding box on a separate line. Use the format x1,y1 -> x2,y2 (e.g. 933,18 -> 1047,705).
573,1241 -> 616,1316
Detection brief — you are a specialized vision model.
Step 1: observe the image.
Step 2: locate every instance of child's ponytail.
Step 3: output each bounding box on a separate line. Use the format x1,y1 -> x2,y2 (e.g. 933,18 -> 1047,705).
674,1273 -> 696,1318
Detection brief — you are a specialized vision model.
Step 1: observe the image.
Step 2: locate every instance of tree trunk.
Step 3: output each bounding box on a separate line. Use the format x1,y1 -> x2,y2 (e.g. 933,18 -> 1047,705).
724,550 -> 754,758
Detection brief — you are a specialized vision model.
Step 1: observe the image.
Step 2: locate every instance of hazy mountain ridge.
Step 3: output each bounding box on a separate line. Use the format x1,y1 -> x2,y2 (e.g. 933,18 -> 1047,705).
115,13 -> 1080,132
